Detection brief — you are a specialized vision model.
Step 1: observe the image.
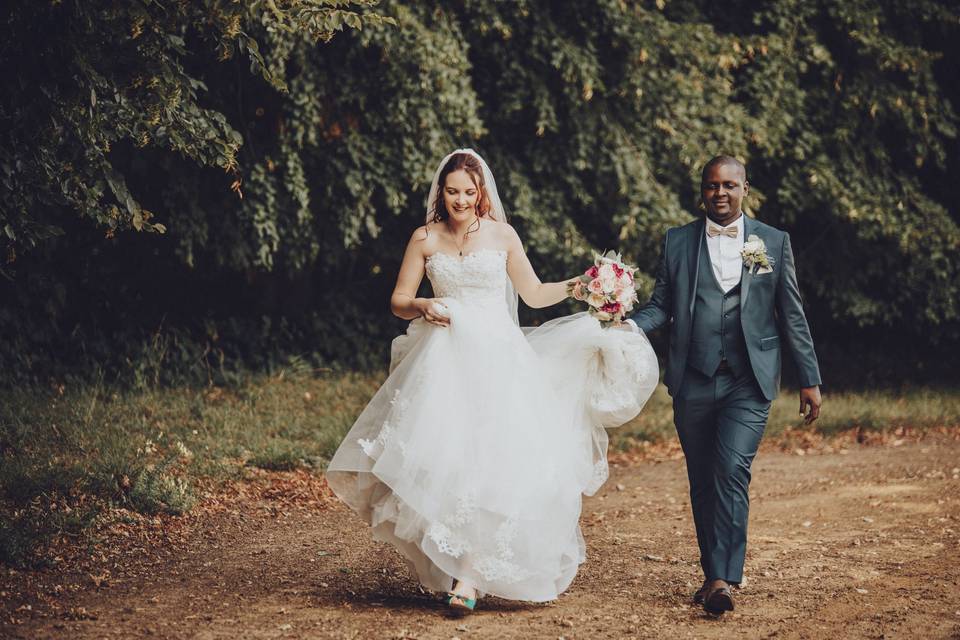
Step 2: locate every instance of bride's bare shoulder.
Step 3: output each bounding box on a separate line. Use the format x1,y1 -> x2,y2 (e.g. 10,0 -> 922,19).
485,219 -> 522,249
408,223 -> 441,255
415,222 -> 447,240
484,218 -> 518,239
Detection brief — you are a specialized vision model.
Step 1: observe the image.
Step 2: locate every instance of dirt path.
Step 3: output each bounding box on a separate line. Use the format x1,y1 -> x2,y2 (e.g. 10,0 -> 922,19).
3,437 -> 959,639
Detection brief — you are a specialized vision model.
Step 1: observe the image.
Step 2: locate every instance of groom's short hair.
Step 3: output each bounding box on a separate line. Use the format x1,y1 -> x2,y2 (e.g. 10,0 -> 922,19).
701,155 -> 747,184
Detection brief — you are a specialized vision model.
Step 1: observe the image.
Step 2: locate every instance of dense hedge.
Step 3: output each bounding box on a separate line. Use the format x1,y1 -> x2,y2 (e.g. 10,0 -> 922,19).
1,1 -> 958,387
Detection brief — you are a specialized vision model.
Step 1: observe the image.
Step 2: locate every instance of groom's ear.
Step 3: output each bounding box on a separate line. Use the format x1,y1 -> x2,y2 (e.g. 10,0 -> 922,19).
743,180 -> 750,196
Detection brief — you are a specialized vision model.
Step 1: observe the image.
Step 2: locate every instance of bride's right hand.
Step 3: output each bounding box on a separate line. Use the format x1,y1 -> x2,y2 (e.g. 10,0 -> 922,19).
414,298 -> 450,327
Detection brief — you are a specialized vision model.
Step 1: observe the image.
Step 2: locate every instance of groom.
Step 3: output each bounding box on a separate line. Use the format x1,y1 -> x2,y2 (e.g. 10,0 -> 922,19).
626,156 -> 822,614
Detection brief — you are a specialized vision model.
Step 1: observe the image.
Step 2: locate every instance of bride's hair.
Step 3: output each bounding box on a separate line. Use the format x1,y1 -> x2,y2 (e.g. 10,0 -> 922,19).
429,153 -> 492,224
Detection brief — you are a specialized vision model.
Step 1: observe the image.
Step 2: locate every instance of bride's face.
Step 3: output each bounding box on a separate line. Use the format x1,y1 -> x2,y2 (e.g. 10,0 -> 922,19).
442,170 -> 480,222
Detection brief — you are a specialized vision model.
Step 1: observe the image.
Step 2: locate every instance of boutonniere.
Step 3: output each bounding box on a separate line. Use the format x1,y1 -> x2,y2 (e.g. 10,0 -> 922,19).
741,234 -> 774,274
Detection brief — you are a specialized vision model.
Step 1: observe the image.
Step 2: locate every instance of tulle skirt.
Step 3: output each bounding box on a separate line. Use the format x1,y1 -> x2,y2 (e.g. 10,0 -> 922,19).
326,300 -> 658,602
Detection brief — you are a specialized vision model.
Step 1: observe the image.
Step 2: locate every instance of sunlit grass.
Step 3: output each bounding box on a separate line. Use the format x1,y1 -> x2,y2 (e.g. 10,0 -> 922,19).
0,368 -> 378,566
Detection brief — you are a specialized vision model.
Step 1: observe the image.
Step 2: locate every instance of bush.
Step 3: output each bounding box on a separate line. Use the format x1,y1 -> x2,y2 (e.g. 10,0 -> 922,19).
0,1 -> 957,387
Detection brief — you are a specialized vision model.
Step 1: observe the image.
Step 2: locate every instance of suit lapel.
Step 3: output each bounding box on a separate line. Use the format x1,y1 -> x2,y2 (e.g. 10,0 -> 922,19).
688,219 -> 704,316
740,215 -> 755,308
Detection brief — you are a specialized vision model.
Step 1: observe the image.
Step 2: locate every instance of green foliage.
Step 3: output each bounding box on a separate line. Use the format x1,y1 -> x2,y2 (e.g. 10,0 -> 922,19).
0,0 -> 958,384
0,0 -> 392,260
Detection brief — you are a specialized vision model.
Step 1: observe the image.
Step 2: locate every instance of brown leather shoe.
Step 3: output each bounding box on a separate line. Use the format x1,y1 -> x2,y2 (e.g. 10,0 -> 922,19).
692,580 -> 710,604
704,584 -> 735,614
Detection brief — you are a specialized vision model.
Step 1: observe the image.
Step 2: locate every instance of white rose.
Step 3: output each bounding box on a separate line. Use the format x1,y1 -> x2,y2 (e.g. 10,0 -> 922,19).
601,274 -> 617,293
587,292 -> 606,308
742,234 -> 765,254
617,287 -> 636,305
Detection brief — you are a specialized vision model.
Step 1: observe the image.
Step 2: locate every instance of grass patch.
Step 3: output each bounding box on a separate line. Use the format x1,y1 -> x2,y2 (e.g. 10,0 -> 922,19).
0,502 -> 99,568
246,441 -> 305,471
0,366 -> 376,567
2,367 -> 958,567
128,454 -> 196,516
610,385 -> 960,449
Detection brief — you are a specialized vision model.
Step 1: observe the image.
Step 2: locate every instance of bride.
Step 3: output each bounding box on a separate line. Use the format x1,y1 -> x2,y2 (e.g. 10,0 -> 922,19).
326,149 -> 658,611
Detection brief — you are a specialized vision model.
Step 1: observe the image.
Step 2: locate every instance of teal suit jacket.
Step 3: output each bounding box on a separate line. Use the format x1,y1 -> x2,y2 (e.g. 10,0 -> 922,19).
630,216 -> 822,401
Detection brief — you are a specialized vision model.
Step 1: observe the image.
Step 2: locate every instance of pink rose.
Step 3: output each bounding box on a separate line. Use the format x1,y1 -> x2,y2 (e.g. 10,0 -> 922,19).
587,278 -> 604,295
612,263 -> 624,277
585,265 -> 599,278
601,301 -> 622,314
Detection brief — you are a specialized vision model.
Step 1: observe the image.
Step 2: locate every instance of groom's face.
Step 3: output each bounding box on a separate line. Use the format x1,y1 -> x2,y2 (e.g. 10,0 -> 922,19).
701,164 -> 748,225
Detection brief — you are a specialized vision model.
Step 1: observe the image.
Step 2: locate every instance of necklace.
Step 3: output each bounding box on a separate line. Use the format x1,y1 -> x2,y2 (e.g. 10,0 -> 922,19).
448,216 -> 480,256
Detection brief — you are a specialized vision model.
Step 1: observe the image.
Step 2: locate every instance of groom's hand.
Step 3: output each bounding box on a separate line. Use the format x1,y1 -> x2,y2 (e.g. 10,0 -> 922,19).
616,319 -> 639,333
799,386 -> 822,425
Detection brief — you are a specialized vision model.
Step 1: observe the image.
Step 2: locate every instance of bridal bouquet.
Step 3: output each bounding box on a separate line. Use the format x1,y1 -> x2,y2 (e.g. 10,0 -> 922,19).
568,250 -> 640,326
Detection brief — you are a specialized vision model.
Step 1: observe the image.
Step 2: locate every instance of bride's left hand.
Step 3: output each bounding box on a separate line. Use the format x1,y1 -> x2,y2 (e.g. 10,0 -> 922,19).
413,297 -> 451,327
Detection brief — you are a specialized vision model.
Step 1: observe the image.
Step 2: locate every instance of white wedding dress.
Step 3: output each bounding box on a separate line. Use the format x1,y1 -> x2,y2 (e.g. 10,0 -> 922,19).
326,248 -> 658,602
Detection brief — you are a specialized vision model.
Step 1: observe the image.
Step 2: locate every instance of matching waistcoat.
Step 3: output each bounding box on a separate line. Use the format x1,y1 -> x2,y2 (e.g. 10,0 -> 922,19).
687,238 -> 750,378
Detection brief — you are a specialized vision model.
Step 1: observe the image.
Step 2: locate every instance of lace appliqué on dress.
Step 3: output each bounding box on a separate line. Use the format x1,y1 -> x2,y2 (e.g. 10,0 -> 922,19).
428,505 -> 531,584
426,492 -> 477,558
425,249 -> 508,306
358,390 -> 410,459
475,518 -> 532,584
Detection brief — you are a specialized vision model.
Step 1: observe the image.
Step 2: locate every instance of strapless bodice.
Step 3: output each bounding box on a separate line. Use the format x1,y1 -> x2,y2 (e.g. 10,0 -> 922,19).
425,249 -> 508,310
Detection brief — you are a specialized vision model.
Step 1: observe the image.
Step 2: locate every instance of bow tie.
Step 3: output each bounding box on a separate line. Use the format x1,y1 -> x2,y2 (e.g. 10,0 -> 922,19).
707,225 -> 738,239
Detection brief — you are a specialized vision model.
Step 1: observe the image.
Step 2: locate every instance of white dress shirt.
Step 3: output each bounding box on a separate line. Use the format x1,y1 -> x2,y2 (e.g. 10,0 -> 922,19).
705,214 -> 745,293
625,213 -> 745,333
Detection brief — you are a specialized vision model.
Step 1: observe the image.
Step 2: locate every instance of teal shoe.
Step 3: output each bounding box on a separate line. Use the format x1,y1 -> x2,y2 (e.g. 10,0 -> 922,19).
447,593 -> 477,612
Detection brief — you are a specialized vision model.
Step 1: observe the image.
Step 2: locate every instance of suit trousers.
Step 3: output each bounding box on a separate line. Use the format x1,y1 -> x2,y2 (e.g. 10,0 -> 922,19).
673,365 -> 771,584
